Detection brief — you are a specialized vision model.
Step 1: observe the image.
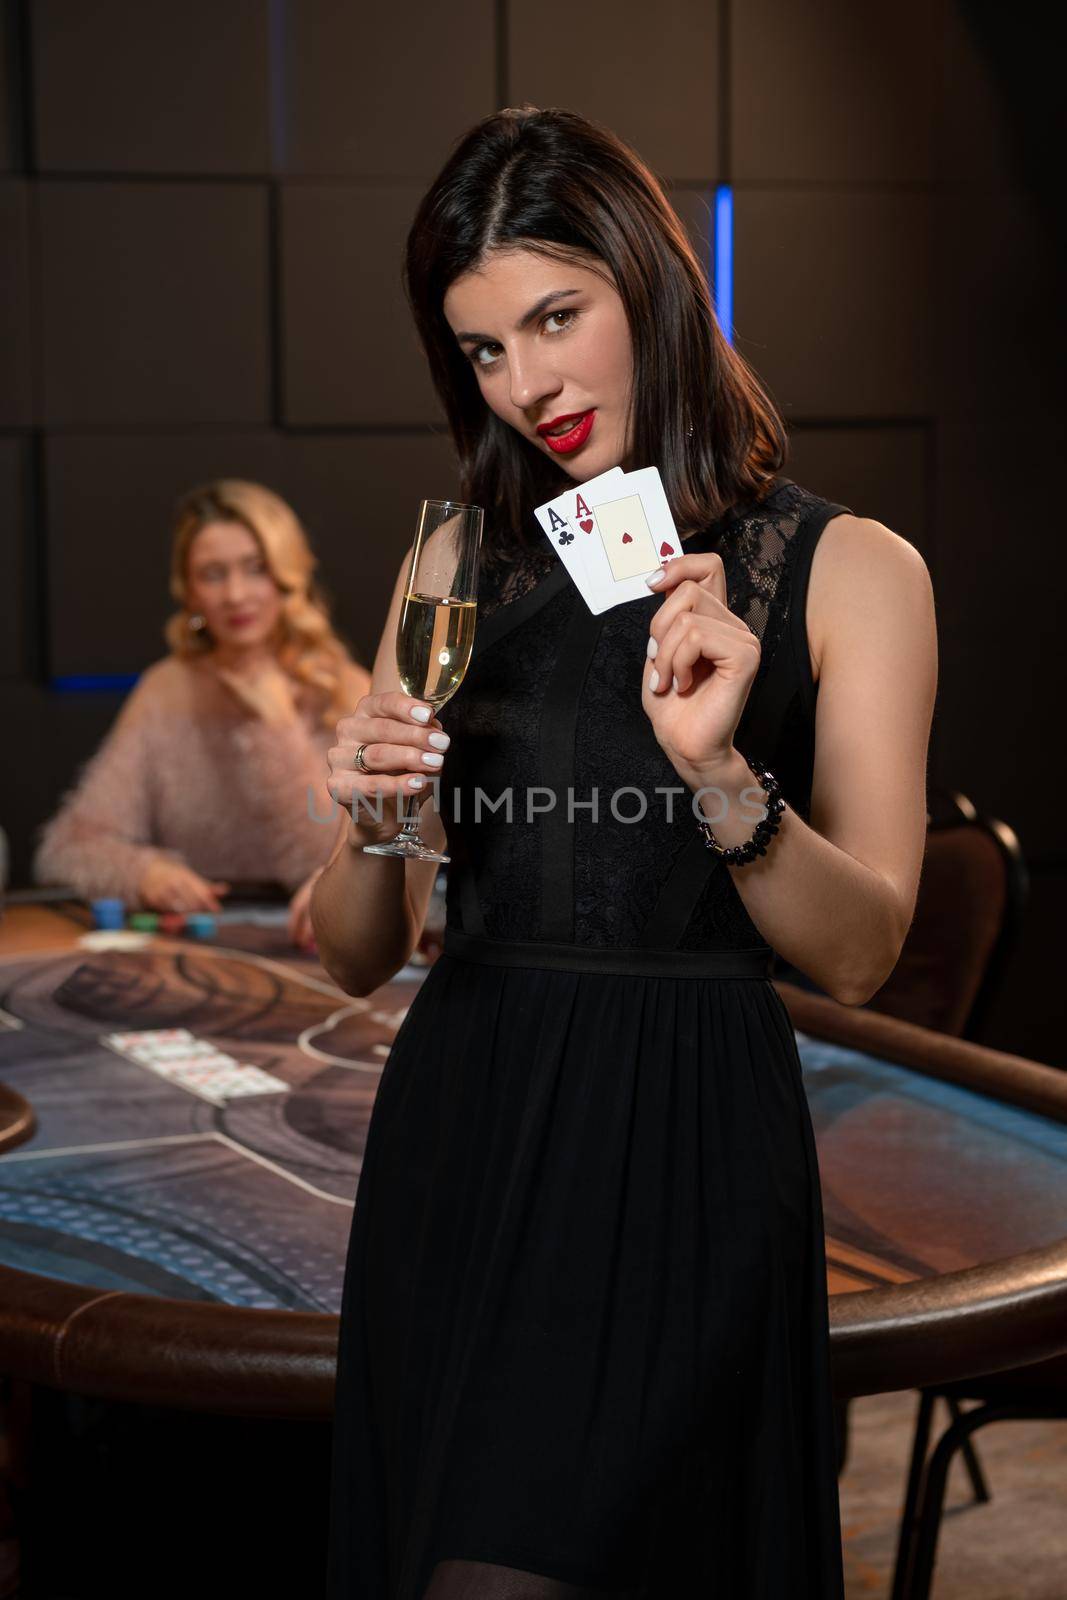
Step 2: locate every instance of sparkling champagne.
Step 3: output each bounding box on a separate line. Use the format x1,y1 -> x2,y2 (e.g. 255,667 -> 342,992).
363,498 -> 483,863
397,592 -> 477,707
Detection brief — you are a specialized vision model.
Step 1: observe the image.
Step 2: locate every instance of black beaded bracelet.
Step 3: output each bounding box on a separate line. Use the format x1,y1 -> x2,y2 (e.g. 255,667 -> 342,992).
696,753 -> 786,865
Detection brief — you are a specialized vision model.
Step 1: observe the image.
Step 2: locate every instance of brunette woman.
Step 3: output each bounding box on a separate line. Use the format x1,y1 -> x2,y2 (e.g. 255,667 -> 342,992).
316,107 -> 936,1598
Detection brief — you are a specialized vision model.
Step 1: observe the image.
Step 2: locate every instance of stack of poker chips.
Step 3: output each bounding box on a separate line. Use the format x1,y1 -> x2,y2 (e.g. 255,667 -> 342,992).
89,900 -> 217,940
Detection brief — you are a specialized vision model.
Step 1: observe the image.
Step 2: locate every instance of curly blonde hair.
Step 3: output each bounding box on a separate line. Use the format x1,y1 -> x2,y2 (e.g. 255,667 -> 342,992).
165,479 -> 363,730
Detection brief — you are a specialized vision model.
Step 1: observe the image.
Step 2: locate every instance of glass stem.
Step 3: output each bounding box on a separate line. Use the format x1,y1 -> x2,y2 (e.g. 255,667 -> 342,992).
396,792 -> 422,839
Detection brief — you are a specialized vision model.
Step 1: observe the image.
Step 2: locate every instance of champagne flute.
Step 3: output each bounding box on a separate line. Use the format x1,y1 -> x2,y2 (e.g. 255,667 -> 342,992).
362,498 -> 483,861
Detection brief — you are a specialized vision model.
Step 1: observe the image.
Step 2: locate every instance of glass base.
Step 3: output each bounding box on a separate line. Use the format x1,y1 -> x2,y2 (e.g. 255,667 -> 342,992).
362,835 -> 450,863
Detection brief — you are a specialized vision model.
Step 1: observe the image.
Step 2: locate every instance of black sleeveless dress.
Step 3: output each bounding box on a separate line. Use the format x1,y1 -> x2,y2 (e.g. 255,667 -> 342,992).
326,475 -> 851,1599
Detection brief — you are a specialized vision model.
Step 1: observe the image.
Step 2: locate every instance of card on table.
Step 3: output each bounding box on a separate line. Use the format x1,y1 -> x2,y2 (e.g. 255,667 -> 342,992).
533,465 -> 682,615
103,1027 -> 288,1104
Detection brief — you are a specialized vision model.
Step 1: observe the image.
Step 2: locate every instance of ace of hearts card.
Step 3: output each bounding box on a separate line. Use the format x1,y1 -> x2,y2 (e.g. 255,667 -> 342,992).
533,465 -> 682,614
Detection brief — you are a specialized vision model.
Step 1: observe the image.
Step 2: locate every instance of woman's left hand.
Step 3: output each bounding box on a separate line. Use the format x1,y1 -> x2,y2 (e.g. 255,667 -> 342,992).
641,551 -> 760,789
287,867 -> 323,951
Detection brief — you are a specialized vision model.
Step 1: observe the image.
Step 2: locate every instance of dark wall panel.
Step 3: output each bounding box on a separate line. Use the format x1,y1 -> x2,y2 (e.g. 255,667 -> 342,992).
732,0 -> 936,183
0,181 -> 32,424
279,434 -> 462,661
281,184 -> 441,426
279,0 -> 495,176
1,680 -> 127,886
32,0 -> 271,173
0,1 -> 18,173
45,429 -> 459,677
668,187 -> 715,280
784,424 -> 929,553
38,182 -> 270,426
937,3 -> 1016,187
933,187 -> 1064,421
930,415 -> 1064,861
734,190 -> 935,418
509,0 -> 721,181
0,436 -> 28,679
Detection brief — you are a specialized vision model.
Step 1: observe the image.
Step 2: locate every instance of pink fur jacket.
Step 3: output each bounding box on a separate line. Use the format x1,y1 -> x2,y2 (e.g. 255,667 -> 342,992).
33,654 -> 367,904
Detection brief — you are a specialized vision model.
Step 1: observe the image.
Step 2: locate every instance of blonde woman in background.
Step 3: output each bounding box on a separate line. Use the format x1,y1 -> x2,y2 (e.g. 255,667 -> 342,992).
34,479 -> 370,948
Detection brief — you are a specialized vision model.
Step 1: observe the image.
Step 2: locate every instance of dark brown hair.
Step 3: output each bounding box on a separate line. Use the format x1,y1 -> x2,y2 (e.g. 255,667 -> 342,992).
403,105 -> 788,572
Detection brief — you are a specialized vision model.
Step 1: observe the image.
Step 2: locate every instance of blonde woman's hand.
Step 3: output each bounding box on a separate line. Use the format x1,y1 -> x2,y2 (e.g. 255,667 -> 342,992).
138,859 -> 231,913
287,868 -> 322,950
641,551 -> 761,790
213,661 -> 298,728
328,691 -> 449,846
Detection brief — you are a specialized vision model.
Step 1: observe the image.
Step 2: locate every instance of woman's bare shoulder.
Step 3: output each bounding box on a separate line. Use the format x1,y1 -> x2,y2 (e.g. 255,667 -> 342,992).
807,513 -> 934,684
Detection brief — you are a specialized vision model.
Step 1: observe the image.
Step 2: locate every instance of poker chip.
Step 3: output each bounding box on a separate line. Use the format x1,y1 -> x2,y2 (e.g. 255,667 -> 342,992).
90,897 -> 125,930
129,912 -> 159,931
184,912 -> 217,940
158,912 -> 186,935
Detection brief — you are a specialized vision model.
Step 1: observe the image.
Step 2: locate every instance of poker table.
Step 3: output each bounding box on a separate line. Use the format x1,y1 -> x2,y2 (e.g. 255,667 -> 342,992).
2,895 -> 1067,1422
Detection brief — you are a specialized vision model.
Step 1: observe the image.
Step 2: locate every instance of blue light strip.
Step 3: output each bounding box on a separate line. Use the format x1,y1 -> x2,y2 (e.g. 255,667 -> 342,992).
712,184 -> 734,345
51,674 -> 140,693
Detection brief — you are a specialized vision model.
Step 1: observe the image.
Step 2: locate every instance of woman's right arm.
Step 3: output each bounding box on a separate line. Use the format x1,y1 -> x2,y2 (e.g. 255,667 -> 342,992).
310,546 -> 450,996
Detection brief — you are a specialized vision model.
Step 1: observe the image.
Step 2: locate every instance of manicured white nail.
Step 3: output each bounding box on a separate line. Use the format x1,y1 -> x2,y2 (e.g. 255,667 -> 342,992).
422,751 -> 444,767
410,705 -> 431,722
410,776 -> 425,788
646,636 -> 658,658
649,669 -> 660,691
672,675 -> 680,692
645,567 -> 667,587
428,731 -> 450,749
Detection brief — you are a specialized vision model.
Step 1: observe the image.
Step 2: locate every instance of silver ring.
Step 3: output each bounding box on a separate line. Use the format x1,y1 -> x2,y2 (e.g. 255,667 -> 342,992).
354,742 -> 371,774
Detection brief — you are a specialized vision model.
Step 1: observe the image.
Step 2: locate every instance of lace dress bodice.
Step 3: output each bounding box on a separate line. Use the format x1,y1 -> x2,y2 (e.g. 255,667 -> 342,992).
435,476 -> 851,951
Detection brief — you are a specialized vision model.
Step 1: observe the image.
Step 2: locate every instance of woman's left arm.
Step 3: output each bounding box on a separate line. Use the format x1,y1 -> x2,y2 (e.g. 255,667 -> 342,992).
644,518 -> 938,1005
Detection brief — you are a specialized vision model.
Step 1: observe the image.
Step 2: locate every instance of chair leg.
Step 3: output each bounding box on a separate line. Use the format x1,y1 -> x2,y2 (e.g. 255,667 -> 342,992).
904,1402 -> 1024,1600
946,1396 -> 991,1503
890,1389 -> 936,1600
833,1396 -> 850,1475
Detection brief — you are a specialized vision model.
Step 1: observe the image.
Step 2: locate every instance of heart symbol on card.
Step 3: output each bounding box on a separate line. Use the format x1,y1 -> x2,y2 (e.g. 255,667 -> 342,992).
579,518 -> 594,534
660,542 -> 676,557
622,532 -> 632,544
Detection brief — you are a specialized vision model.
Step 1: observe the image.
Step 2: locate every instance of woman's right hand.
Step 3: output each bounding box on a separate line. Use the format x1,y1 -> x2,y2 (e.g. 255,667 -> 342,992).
138,859 -> 231,912
328,692 -> 449,845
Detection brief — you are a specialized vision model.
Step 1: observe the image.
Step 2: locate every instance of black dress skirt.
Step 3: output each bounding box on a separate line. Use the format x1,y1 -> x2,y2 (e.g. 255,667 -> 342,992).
326,476 -> 851,1599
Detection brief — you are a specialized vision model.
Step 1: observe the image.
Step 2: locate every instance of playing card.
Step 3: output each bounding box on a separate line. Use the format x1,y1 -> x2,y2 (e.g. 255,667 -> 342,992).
103,1028 -> 288,1102
572,466 -> 683,613
533,468 -> 623,595
533,466 -> 684,616
591,492 -> 661,581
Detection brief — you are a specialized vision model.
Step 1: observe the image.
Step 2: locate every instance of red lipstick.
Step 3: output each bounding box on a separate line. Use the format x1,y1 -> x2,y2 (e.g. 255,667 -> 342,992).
537,409 -> 596,455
